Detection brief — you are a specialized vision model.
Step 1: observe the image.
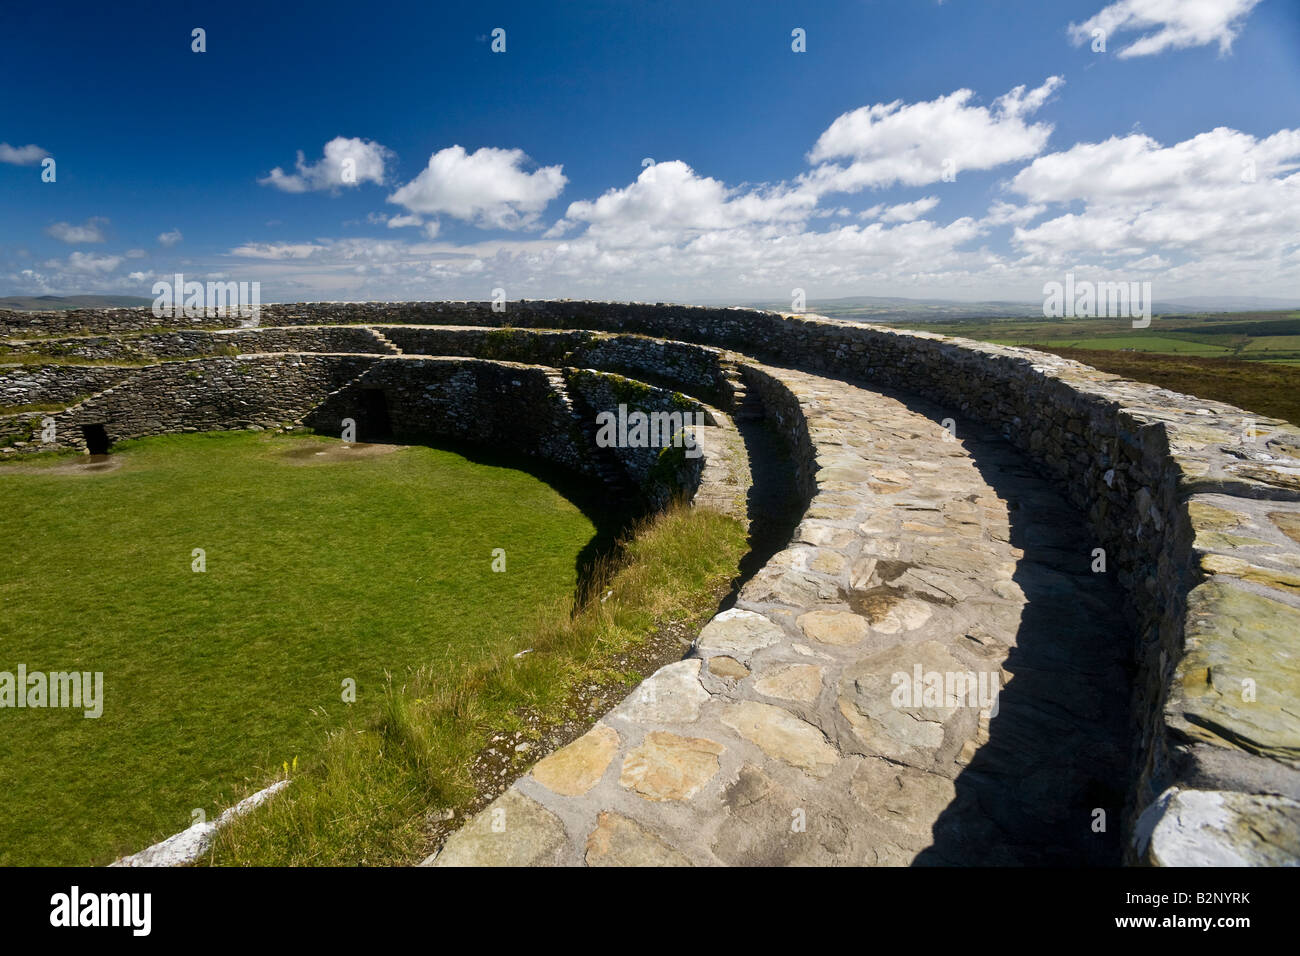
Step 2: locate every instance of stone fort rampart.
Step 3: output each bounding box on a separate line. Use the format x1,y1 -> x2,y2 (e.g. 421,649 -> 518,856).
3,301 -> 1298,865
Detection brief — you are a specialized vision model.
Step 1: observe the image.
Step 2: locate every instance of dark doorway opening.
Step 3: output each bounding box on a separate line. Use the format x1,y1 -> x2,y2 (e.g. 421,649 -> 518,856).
359,389 -> 393,441
81,424 -> 110,455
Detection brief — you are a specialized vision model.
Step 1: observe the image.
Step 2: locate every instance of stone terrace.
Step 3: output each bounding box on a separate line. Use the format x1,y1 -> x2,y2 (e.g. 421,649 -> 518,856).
3,301 -> 1298,866
427,362 -> 1134,866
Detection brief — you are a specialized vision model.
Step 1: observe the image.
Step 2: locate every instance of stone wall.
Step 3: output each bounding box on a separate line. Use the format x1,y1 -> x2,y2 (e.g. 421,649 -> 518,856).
377,326 -> 734,404
1,326 -> 392,361
563,367 -> 713,507
0,307 -> 228,338
214,326 -> 398,356
302,357 -> 597,480
0,364 -> 135,408
738,365 -> 819,505
4,301 -> 1299,863
381,326 -> 593,366
37,355 -> 376,453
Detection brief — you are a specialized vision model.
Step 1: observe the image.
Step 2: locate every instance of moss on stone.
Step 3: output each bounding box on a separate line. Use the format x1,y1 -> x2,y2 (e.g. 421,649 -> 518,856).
482,327 -> 526,360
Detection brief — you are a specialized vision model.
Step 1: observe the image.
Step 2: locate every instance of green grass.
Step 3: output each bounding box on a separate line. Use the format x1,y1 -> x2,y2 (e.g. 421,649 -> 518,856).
905,310 -> 1300,365
1240,335 -> 1300,353
986,334 -> 1234,354
208,501 -> 748,867
0,430 -> 611,865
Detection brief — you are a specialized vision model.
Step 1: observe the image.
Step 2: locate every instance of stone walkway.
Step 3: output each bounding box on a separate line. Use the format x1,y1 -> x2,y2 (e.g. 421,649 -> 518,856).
426,362 -> 1132,866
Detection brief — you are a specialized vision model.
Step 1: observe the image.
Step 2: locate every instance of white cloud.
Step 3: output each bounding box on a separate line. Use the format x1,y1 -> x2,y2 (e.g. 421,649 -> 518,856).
260,136 -> 394,193
387,146 -> 566,229
1007,127 -> 1300,267
60,252 -> 123,274
863,196 -> 941,223
1011,127 -> 1300,204
0,143 -> 49,165
210,208 -> 989,305
228,242 -> 327,260
804,77 -> 1064,192
370,212 -> 440,237
553,160 -> 817,247
158,229 -> 183,247
45,218 -> 109,244
1069,0 -> 1263,58
983,201 -> 1046,226
77,86 -> 1288,305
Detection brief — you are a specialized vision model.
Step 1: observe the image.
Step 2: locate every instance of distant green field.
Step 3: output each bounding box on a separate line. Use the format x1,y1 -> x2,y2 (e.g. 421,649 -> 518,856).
0,431 -> 606,865
1241,335 -> 1300,353
874,310 -> 1300,366
986,334 -> 1234,355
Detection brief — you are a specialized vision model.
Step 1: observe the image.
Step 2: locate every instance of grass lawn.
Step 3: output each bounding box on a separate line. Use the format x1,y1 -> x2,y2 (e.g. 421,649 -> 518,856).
209,500 -> 748,866
0,430 -> 610,865
984,333 -> 1234,355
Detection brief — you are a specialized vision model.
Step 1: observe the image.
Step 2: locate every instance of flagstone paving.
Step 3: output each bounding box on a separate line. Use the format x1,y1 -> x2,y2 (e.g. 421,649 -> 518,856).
426,362 -> 1133,866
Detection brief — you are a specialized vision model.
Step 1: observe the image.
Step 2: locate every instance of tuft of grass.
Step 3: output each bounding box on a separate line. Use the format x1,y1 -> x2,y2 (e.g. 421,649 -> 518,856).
208,502 -> 747,867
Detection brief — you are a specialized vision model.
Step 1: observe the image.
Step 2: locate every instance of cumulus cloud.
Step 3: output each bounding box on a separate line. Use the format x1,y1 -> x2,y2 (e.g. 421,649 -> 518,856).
176,86 -> 1297,304
158,229 -> 183,247
982,201 -> 1047,226
0,143 -> 49,165
552,160 -> 817,246
1069,0 -> 1262,58
59,252 -> 123,274
260,136 -> 394,192
387,146 -> 566,230
45,218 -> 109,243
1007,127 -> 1300,265
861,196 -> 942,223
803,77 -> 1064,192
228,242 -> 326,260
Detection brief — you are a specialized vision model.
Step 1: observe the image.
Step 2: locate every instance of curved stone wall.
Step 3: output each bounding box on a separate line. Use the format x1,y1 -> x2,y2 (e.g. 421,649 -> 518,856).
2,301 -> 1298,865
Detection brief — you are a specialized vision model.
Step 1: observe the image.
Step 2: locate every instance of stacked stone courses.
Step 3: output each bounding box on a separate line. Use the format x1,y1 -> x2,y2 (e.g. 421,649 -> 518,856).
1,301 -> 1297,866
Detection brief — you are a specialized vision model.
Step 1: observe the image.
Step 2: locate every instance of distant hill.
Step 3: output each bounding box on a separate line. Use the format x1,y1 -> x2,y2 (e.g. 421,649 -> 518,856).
1155,296 -> 1300,312
0,294 -> 153,311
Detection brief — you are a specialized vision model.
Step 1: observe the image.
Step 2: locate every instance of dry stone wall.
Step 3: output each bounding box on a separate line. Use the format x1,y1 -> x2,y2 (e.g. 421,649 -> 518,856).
562,367 -> 713,507
303,357 -> 597,480
36,355 -> 376,453
1,364 -> 135,408
375,326 -> 735,404
2,301 -> 1298,864
0,307 -> 229,338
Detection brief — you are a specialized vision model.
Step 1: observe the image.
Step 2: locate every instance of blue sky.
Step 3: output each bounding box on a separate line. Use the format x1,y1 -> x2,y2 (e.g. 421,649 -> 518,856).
2,0 -> 1298,303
